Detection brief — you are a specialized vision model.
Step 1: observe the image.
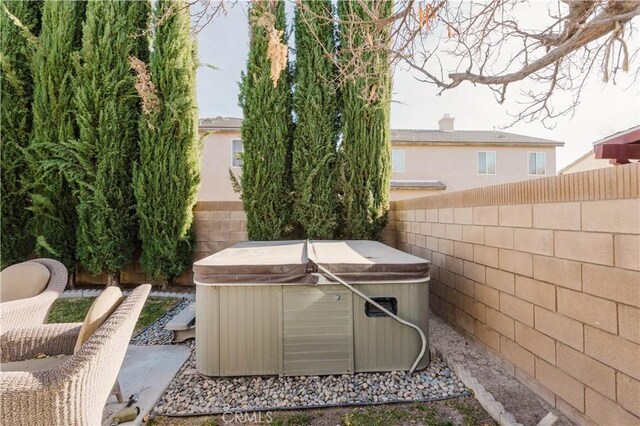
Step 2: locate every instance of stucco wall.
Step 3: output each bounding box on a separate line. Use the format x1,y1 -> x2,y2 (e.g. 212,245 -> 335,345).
197,132 -> 559,202
560,152 -> 614,174
198,131 -> 242,201
388,163 -> 640,425
390,144 -> 557,199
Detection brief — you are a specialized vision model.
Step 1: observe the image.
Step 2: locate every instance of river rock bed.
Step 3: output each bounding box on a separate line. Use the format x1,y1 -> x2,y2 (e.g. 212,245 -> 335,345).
154,343 -> 469,415
131,299 -> 191,346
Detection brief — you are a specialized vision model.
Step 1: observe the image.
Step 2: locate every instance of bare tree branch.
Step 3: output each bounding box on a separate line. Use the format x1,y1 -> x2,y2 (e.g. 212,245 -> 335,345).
186,0 -> 640,127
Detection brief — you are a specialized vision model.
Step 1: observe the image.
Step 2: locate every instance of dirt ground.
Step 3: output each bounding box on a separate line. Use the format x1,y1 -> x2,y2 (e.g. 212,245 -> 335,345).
145,397 -> 496,426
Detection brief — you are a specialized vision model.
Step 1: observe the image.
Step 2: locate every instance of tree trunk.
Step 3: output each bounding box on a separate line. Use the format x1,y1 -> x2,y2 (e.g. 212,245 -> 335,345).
67,269 -> 76,290
107,272 -> 120,287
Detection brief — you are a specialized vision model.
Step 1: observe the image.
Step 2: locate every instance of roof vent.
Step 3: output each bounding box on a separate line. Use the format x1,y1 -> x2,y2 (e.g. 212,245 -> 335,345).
438,113 -> 455,132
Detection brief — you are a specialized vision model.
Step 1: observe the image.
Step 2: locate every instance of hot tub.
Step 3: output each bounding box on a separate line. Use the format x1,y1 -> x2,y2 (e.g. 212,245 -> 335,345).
193,240 -> 430,377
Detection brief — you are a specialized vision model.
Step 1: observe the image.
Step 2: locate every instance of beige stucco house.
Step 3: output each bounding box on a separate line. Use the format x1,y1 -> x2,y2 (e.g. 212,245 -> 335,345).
197,114 -> 563,201
197,117 -> 243,201
559,125 -> 640,174
558,150 -> 613,175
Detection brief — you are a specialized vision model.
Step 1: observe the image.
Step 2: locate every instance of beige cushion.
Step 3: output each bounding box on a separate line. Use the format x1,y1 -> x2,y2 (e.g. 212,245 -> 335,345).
1,355 -> 70,372
74,287 -> 123,353
0,262 -> 51,303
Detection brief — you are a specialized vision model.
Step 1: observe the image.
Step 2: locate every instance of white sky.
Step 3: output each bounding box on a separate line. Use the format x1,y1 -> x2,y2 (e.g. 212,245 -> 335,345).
195,1 -> 640,171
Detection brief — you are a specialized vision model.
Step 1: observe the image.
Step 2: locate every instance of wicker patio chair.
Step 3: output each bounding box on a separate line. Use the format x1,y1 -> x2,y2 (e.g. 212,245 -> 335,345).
0,258 -> 68,333
0,284 -> 151,426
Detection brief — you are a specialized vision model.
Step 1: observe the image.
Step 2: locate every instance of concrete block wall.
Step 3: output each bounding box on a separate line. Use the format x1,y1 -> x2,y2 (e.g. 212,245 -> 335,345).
193,201 -> 248,259
388,163 -> 640,425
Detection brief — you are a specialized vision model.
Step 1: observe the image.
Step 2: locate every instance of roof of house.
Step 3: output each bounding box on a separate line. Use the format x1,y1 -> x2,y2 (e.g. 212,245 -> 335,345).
197,117 -> 564,147
199,116 -> 242,130
592,125 -> 640,146
557,149 -> 595,174
390,180 -> 446,190
593,125 -> 640,164
390,129 -> 564,146
559,125 -> 640,171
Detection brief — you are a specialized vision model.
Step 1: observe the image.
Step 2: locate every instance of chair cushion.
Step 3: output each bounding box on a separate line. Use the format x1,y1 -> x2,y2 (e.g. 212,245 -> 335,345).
1,355 -> 70,372
74,287 -> 123,353
0,262 -> 51,303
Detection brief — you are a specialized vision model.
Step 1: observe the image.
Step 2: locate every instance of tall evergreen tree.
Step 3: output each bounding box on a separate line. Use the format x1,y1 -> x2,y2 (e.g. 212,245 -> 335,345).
134,0 -> 200,286
292,0 -> 339,239
337,0 -> 392,240
0,0 -> 42,268
68,0 -> 150,286
239,0 -> 293,240
29,0 -> 86,272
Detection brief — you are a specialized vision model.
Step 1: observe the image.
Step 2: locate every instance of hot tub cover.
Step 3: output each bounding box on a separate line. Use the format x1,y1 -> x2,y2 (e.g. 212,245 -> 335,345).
193,240 -> 430,284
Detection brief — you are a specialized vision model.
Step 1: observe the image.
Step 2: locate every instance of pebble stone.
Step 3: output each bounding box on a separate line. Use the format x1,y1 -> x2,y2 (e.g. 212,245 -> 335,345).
131,299 -> 192,346
133,304 -> 470,416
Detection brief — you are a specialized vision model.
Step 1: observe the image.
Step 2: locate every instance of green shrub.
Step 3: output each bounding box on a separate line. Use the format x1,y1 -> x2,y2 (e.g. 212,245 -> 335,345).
0,0 -> 42,267
134,0 -> 200,285
292,0 -> 339,239
67,0 -> 150,285
239,0 -> 294,240
29,0 -> 85,270
337,0 -> 392,240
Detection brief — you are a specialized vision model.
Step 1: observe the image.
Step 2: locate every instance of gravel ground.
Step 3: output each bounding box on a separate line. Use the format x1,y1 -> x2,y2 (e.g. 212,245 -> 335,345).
131,299 -> 192,346
134,302 -> 470,416
154,342 -> 469,415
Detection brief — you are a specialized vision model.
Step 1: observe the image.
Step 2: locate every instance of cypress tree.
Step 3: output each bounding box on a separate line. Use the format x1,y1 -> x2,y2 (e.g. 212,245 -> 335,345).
29,0 -> 86,272
69,0 -> 150,286
292,0 -> 339,239
337,0 -> 392,240
239,0 -> 293,240
0,0 -> 42,268
134,0 -> 199,286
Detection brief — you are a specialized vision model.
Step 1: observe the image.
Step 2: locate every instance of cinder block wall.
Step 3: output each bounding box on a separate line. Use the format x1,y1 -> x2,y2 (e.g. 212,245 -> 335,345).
389,163 -> 640,425
193,201 -> 248,258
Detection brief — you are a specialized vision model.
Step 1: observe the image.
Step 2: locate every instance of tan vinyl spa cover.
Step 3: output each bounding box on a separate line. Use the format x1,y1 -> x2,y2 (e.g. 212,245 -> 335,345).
193,240 -> 430,284
308,240 -> 430,281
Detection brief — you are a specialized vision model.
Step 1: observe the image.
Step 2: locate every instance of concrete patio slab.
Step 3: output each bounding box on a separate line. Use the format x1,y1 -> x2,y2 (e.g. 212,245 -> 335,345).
102,345 -> 191,426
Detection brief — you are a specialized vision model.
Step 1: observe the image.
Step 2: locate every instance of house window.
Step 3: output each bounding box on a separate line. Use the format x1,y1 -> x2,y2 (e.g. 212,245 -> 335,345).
477,151 -> 496,175
528,152 -> 546,175
392,150 -> 405,172
231,139 -> 243,167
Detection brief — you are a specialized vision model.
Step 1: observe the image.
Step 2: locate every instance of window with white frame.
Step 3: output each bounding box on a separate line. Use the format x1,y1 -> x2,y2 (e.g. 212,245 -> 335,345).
528,152 -> 546,175
392,150 -> 405,172
477,151 -> 496,175
231,139 -> 243,167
